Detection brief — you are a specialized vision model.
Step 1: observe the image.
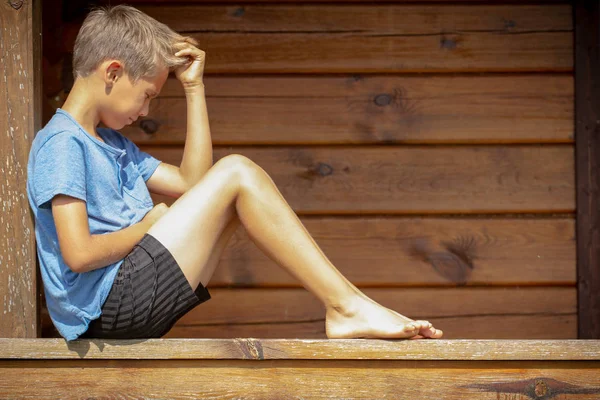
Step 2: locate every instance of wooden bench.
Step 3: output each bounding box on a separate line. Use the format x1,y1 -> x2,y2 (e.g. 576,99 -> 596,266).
2,339 -> 600,398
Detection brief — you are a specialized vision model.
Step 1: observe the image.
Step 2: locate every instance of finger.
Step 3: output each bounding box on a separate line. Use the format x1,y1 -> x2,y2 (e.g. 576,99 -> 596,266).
174,40 -> 197,49
173,42 -> 190,52
175,48 -> 204,58
175,46 -> 200,55
175,49 -> 192,57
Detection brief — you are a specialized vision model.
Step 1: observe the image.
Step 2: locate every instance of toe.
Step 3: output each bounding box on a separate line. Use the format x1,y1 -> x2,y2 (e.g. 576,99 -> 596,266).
415,320 -> 432,329
425,328 -> 443,339
419,326 -> 442,339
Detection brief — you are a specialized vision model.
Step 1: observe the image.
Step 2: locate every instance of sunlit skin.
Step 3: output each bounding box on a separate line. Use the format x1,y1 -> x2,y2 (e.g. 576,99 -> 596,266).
57,44 -> 443,340
61,59 -> 168,141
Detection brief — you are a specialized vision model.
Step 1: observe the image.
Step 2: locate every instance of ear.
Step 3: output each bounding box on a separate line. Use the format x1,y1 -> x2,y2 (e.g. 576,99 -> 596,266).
104,61 -> 123,86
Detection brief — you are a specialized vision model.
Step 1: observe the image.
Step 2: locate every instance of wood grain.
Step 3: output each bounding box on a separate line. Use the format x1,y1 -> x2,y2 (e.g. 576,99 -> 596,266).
167,314 -> 576,340
41,287 -> 576,339
574,0 -> 600,339
137,4 -> 572,35
0,0 -> 40,337
1,360 -> 599,399
121,75 -> 574,145
185,32 -> 571,74
207,217 -> 575,287
146,146 -> 575,214
166,287 -> 577,339
2,338 -> 598,360
58,4 -> 572,74
134,4 -> 572,73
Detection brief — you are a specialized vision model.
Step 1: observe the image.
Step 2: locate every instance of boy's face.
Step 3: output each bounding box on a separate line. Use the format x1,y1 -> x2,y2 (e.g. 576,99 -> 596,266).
99,61 -> 169,130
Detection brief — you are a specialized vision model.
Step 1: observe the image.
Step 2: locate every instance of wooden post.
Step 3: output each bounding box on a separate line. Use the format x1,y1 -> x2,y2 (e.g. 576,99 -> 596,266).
575,0 -> 600,339
0,0 -> 41,337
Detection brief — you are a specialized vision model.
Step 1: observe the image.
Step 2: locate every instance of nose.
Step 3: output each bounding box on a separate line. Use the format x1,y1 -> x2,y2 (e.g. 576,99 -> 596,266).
139,101 -> 150,117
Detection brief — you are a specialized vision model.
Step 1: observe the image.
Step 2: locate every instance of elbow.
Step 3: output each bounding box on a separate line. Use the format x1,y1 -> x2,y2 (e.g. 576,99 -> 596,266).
64,258 -> 85,274
62,251 -> 89,274
57,230 -> 96,273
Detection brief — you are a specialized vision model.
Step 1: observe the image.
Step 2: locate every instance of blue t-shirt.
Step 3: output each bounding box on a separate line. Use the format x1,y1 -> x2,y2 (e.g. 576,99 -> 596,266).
26,108 -> 161,341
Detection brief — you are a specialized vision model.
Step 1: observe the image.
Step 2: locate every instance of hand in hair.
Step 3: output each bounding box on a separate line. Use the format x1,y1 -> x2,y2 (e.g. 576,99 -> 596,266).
174,43 -> 205,91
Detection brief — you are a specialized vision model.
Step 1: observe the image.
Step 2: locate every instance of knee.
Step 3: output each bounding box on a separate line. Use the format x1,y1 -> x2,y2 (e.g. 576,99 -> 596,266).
214,154 -> 264,182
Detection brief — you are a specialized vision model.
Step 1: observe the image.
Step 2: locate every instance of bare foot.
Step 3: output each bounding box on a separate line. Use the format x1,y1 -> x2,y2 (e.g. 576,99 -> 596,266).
325,295 -> 443,339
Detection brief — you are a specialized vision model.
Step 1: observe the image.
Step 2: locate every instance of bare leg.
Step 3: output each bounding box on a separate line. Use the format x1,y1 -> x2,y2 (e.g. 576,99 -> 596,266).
197,211 -> 241,287
148,155 -> 442,339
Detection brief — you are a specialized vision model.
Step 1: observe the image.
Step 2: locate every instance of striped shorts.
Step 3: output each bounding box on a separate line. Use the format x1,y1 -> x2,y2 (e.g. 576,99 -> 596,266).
81,234 -> 211,339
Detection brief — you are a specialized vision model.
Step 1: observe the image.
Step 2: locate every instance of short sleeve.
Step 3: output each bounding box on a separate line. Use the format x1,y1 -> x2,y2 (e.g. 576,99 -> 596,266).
32,133 -> 87,209
121,136 -> 161,181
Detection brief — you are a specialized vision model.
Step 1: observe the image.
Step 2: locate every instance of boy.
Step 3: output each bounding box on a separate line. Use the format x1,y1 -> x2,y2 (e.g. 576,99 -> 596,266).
27,5 -> 442,341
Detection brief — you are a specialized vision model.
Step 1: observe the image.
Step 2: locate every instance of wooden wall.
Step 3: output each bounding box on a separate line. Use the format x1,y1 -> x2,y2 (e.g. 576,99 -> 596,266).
1,0 -> 41,338
41,1 -> 575,339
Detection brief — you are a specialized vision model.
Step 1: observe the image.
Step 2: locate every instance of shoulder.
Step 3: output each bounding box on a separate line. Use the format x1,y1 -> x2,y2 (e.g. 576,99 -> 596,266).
32,112 -> 87,153
32,130 -> 86,158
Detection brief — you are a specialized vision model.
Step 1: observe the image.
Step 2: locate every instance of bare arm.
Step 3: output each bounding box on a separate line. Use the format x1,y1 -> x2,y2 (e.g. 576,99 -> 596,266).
179,85 -> 212,183
52,194 -> 167,273
146,44 -> 211,198
176,44 -> 211,185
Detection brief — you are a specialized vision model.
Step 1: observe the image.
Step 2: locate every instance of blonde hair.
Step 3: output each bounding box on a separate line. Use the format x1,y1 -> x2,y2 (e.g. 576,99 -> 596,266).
73,5 -> 197,82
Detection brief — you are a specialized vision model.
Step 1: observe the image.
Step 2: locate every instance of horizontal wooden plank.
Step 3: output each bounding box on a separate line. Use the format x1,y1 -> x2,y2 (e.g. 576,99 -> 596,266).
122,75 -> 574,145
132,4 -> 571,73
146,146 -> 575,214
183,32 -> 571,74
41,287 -> 575,339
168,315 -> 576,340
2,339 -> 598,360
208,217 -> 575,287
137,4 -> 571,34
2,361 -> 599,399
187,287 -> 576,324
165,287 -> 577,339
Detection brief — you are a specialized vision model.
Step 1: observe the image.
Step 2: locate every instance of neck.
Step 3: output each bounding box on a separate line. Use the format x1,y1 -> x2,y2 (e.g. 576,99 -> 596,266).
60,78 -> 102,138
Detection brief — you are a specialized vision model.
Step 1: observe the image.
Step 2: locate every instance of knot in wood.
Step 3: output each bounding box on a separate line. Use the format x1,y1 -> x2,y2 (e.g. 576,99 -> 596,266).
233,7 -> 245,17
139,119 -> 159,134
315,162 -> 333,177
234,339 -> 264,360
374,94 -> 392,107
534,380 -> 548,398
9,0 -> 24,9
440,37 -> 457,50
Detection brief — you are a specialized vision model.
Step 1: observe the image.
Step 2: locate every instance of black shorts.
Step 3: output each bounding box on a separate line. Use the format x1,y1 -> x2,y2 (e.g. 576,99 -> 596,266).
81,234 -> 211,339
